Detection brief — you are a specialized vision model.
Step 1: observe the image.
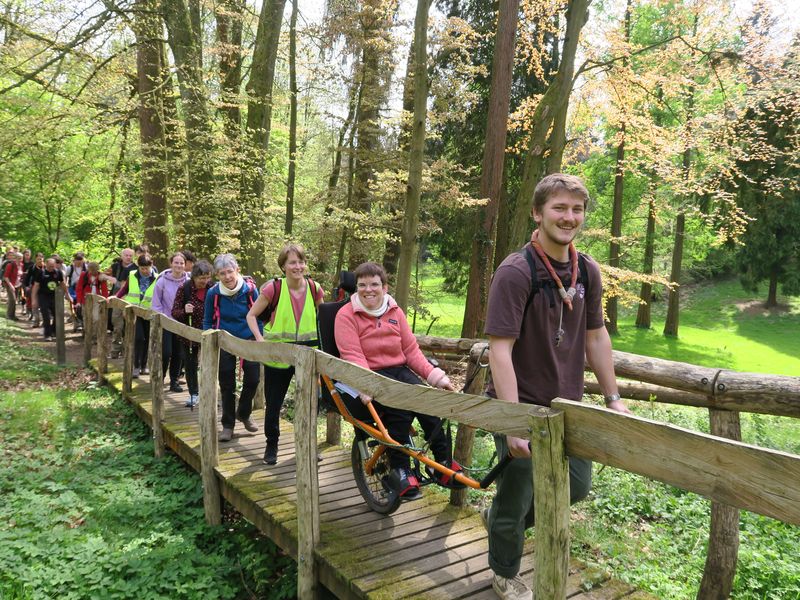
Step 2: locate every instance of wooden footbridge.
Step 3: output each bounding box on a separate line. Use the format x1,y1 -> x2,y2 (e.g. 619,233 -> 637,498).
39,292 -> 800,599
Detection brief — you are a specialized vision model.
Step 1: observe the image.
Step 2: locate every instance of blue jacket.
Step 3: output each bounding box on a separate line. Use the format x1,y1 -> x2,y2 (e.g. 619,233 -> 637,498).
202,281 -> 263,339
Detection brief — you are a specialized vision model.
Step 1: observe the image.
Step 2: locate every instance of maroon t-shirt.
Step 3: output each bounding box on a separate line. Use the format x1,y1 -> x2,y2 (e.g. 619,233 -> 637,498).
484,246 -> 604,407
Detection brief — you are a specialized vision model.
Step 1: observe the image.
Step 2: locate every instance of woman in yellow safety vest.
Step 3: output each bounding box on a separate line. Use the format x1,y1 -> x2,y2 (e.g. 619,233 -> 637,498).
118,253 -> 157,378
246,243 -> 324,465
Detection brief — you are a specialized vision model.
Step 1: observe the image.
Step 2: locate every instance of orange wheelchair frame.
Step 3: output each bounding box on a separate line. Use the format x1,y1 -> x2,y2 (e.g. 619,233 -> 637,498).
320,373 -> 512,515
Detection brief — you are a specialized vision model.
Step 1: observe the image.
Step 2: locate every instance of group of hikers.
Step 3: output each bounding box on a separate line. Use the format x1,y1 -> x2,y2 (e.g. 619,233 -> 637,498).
2,174 -> 630,600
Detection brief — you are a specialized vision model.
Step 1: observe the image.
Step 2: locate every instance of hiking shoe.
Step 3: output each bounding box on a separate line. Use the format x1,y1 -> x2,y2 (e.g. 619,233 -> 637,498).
219,427 -> 234,442
263,442 -> 278,465
141,367 -> 149,375
239,418 -> 258,433
492,573 -> 532,600
169,381 -> 184,393
132,367 -> 140,378
185,394 -> 198,408
388,467 -> 422,501
427,458 -> 466,489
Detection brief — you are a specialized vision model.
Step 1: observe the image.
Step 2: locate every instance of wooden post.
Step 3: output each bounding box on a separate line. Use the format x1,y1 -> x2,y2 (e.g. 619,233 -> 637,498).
530,411 -> 570,600
450,343 -> 489,506
149,312 -> 165,458
697,408 -> 742,600
96,297 -> 108,375
295,346 -> 320,599
122,305 -> 136,394
82,293 -> 94,366
325,409 -> 341,446
254,364 -> 265,409
54,287 -> 66,366
198,329 -> 222,525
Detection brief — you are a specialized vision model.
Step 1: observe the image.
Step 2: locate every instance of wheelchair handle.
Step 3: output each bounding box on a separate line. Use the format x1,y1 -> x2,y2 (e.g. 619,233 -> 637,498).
478,442 -> 532,489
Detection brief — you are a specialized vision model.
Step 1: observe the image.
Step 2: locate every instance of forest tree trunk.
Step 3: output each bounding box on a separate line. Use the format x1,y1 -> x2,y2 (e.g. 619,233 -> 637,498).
134,0 -> 168,260
394,0 -> 431,311
461,0 -> 520,338
635,196 -> 656,328
284,0 -> 298,235
507,0 -> 590,253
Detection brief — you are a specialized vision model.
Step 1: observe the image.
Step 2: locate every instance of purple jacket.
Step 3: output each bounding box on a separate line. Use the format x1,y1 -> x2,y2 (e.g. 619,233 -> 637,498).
151,270 -> 189,318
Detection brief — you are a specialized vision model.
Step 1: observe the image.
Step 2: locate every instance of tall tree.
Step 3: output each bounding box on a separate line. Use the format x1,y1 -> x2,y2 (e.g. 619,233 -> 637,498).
394,0 -> 432,311
240,0 -> 288,277
284,0 -> 299,235
460,0 -> 521,338
605,0 -> 632,335
506,0 -> 591,252
134,0 -> 168,260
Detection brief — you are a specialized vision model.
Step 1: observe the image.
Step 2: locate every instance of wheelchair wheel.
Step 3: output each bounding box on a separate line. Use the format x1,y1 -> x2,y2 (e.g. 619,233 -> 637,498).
351,439 -> 402,515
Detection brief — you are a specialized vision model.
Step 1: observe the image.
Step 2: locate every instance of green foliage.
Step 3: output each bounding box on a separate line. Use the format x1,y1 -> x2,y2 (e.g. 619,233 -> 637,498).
0,323 -> 296,599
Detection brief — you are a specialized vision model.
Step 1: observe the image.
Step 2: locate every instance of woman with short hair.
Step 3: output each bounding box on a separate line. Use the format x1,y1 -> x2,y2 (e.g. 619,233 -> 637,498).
334,261 -> 458,500
172,260 -> 213,408
203,254 -> 261,442
246,243 -> 324,465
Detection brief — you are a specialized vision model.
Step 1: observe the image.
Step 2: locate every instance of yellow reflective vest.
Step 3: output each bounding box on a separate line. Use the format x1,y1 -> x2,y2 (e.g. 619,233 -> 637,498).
263,279 -> 318,368
124,270 -> 157,307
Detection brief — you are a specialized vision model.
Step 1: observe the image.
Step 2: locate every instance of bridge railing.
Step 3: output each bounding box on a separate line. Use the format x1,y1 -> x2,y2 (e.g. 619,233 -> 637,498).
82,295 -> 800,600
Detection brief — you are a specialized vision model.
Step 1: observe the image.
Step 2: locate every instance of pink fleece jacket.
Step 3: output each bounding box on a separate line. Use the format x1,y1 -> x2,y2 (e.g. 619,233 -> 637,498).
334,295 -> 449,387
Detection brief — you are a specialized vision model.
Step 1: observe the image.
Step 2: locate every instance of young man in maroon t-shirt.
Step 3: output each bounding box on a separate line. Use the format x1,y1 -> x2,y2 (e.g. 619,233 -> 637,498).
482,173 -> 631,600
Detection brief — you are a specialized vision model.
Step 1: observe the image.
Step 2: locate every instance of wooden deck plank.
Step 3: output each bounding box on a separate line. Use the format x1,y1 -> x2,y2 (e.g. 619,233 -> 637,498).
87,353 -> 653,600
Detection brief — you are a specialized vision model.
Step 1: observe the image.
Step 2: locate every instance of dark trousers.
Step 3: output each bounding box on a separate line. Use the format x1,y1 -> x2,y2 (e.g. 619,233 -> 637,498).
135,318 -> 150,369
486,433 -> 592,578
182,343 -> 200,396
369,366 -> 450,470
161,330 -> 182,384
263,365 -> 295,444
5,283 -> 16,319
218,349 -> 260,429
38,293 -> 55,337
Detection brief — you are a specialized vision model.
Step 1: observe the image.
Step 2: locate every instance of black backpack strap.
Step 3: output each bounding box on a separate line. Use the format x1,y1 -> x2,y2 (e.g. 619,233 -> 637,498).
518,244 -> 551,311
577,253 -> 590,297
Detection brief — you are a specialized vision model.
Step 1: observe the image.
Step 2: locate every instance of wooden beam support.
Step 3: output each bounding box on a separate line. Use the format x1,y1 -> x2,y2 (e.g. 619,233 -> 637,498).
54,287 -> 66,365
83,293 -> 94,366
199,329 -> 222,525
295,346 -> 320,598
122,305 -> 136,394
149,312 -> 165,458
96,296 -> 108,375
530,411 -> 570,600
698,409 -> 742,600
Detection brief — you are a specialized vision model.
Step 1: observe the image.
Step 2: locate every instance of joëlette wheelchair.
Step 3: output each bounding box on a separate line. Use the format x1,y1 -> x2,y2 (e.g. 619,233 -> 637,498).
316,271 -> 511,515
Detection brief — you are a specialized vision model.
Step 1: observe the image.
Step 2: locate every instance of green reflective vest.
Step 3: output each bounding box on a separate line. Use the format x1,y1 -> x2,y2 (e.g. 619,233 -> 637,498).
125,270 -> 156,307
263,279 -> 318,369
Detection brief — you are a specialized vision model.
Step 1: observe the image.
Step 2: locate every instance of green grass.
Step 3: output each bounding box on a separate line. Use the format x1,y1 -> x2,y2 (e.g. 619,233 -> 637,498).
413,267 -> 800,377
0,319 -> 296,600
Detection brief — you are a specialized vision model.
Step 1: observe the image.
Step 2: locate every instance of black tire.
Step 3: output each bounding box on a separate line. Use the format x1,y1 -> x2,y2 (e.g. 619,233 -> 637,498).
351,439 -> 402,515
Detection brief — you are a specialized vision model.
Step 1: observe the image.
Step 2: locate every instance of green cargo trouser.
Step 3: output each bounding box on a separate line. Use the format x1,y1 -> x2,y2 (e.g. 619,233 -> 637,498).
486,434 -> 592,578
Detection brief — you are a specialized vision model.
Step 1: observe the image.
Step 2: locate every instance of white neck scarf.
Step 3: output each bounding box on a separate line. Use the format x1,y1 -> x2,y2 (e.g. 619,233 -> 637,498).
353,292 -> 391,317
219,275 -> 244,297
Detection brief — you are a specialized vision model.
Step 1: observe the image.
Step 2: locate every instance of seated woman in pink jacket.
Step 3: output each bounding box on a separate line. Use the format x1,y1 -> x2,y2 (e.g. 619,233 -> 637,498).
334,261 -> 461,500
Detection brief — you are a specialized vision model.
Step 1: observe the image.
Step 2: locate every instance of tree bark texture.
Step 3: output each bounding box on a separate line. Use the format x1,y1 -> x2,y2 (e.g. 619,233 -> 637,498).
663,210 -> 685,337
394,0 -> 431,311
347,0 -> 392,269
697,409 -> 741,600
507,0 -> 591,253
215,0 -> 244,139
162,0 -> 219,259
239,0 -> 287,278
284,0 -> 298,235
606,122 -> 626,335
460,0 -> 521,338
635,195 -> 657,328
135,0 -> 168,260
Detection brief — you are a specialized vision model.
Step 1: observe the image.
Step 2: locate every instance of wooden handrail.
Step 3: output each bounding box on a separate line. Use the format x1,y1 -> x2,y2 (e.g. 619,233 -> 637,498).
554,399 -> 800,525
86,294 -> 800,600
